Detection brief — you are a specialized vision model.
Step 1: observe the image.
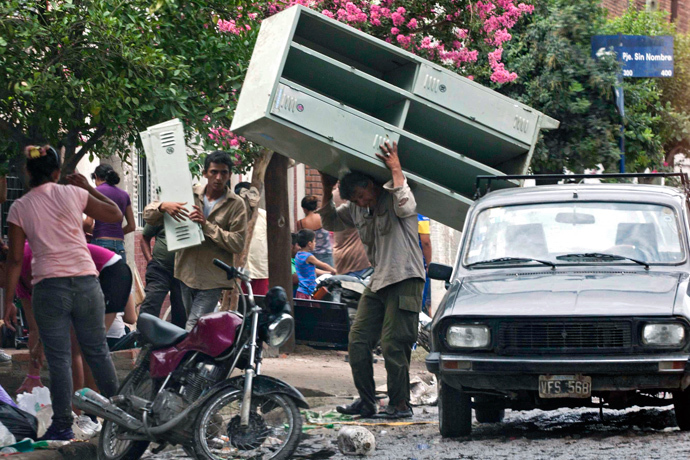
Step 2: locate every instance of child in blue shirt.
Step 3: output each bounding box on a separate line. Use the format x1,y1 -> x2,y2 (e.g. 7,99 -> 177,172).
295,229 -> 336,299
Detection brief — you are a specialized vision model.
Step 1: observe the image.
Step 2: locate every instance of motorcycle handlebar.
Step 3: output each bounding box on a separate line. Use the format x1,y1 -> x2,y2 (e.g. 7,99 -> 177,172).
213,259 -> 251,282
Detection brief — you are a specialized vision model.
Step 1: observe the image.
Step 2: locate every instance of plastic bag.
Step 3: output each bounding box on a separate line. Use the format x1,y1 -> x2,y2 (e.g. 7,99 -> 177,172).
0,402 -> 37,441
34,406 -> 52,439
16,386 -> 51,417
0,421 -> 16,447
0,385 -> 17,409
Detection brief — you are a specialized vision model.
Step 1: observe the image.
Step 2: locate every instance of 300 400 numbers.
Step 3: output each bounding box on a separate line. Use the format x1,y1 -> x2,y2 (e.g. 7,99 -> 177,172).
623,69 -> 633,77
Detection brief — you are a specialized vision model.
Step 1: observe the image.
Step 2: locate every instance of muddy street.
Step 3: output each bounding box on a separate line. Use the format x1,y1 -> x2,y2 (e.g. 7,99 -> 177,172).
142,403 -> 690,460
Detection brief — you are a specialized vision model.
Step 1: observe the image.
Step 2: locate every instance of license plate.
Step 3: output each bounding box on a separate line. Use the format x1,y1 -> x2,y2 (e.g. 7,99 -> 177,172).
538,374 -> 591,398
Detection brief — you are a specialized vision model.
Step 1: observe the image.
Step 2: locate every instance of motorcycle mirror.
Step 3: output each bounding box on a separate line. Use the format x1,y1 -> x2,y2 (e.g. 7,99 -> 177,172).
265,286 -> 290,314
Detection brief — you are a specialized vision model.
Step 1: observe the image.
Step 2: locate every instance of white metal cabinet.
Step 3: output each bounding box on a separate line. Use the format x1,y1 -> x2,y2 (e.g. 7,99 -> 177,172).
139,119 -> 204,252
231,5 -> 559,230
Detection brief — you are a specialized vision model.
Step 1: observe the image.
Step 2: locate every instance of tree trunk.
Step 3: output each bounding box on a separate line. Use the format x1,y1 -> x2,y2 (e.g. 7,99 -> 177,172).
265,153 -> 294,353
220,149 -> 274,311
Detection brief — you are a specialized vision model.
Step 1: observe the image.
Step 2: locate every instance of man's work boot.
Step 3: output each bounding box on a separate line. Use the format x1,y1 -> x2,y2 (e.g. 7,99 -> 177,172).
336,398 -> 376,418
372,404 -> 413,420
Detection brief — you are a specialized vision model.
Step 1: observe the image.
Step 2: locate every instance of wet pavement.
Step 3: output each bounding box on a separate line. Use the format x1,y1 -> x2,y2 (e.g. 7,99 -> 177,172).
140,402 -> 690,460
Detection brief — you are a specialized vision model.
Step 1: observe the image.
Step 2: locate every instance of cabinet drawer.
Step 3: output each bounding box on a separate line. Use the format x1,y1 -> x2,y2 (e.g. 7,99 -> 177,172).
413,64 -> 538,146
271,83 -> 400,158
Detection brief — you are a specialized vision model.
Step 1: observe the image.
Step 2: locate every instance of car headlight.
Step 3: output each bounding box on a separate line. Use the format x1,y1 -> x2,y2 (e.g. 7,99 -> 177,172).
267,313 -> 294,348
446,325 -> 491,348
642,323 -> 686,346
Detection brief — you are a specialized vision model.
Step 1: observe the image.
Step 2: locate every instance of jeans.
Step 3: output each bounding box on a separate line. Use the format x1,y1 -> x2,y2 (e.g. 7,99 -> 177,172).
92,238 -> 126,264
32,276 -> 119,430
139,260 -> 186,328
180,283 -> 223,331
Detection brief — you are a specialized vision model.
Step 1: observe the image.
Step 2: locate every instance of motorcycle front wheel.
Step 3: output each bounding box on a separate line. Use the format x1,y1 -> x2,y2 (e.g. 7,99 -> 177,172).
193,388 -> 302,460
98,369 -> 155,460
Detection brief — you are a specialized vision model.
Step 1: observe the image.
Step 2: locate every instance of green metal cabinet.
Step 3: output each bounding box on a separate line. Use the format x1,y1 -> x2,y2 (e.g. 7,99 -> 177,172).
231,5 -> 559,229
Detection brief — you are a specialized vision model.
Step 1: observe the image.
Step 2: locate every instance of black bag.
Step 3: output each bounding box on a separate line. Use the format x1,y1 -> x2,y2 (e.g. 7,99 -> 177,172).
0,401 -> 38,440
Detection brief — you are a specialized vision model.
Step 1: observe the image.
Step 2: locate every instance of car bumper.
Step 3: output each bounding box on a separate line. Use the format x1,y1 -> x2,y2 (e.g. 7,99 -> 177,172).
426,352 -> 690,391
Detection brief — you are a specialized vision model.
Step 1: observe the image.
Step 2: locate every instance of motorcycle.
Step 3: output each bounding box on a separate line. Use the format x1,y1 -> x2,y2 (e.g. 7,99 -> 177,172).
73,259 -> 307,460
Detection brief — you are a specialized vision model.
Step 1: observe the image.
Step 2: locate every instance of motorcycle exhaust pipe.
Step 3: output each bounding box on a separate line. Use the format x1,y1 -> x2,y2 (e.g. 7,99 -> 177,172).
73,388 -> 144,432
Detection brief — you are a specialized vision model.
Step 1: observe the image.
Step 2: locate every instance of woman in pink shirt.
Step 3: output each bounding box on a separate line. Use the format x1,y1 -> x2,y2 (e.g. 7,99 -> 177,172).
1,244 -> 135,396
3,145 -> 123,441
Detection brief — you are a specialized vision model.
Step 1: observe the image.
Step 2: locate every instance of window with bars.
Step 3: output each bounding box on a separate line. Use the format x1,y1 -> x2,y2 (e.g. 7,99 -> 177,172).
1,176 -> 24,238
137,154 -> 151,228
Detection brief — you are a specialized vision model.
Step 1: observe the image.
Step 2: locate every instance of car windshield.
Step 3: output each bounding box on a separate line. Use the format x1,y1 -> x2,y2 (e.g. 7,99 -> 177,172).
464,201 -> 685,267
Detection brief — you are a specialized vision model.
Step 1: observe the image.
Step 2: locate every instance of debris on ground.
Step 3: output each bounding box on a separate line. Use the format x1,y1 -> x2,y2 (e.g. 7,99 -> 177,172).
337,426 -> 376,456
409,375 -> 437,406
293,433 -> 337,459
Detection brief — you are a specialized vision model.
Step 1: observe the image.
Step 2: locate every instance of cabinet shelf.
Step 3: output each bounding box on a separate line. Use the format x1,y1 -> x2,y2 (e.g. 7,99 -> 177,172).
293,13 -> 418,92
403,99 -> 528,170
283,43 -> 410,126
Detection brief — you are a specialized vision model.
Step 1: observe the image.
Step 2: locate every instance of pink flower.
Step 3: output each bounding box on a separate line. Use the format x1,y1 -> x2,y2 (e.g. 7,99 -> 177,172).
355,12 -> 368,22
371,18 -> 381,26
391,27 -> 400,35
322,9 -> 335,18
391,12 -> 404,26
396,7 -> 406,15
230,138 -> 240,147
396,34 -> 411,46
245,24 -> 251,30
664,162 -> 669,167
380,7 -> 391,18
456,28 -> 468,39
468,75 -> 475,80
407,18 -> 418,29
248,12 -> 257,20
217,18 -> 241,35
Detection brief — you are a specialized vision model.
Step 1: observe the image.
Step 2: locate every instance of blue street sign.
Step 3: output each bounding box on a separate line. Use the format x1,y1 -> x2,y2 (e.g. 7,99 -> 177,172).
591,35 -> 674,78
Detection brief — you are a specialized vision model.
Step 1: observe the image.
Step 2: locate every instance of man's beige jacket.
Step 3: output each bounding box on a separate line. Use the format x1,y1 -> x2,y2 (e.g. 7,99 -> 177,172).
144,184 -> 247,290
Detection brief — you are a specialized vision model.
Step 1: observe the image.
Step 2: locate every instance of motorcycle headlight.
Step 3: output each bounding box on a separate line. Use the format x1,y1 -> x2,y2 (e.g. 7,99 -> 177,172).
446,324 -> 491,349
642,323 -> 686,347
267,313 -> 294,348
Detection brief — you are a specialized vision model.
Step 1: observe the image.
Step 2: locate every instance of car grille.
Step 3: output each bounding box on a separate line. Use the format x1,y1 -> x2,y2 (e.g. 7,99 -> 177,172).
497,320 -> 632,354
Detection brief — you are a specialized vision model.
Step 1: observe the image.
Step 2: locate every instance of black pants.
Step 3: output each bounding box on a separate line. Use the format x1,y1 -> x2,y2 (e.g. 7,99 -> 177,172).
139,259 -> 186,328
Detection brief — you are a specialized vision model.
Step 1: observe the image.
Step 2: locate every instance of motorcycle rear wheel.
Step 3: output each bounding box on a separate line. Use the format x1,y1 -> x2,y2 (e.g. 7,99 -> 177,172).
193,389 -> 302,460
98,369 -> 155,460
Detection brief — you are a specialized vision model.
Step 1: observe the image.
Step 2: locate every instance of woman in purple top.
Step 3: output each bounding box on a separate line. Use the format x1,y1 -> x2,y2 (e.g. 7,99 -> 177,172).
86,164 -> 135,262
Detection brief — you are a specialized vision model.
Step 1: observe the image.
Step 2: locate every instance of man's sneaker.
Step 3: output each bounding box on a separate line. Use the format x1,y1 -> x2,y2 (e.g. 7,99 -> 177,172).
39,424 -> 75,441
0,350 -> 12,363
372,404 -> 414,420
75,415 -> 101,439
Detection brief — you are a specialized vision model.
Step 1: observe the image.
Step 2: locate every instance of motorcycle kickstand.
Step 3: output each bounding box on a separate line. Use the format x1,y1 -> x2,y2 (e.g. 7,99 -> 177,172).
150,442 -> 169,454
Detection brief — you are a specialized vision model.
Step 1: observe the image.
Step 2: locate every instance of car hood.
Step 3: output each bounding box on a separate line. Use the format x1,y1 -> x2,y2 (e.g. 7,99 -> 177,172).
447,271 -> 682,317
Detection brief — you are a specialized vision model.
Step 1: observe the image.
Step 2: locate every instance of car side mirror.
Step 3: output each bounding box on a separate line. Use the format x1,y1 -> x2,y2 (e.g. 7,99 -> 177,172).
428,263 -> 453,282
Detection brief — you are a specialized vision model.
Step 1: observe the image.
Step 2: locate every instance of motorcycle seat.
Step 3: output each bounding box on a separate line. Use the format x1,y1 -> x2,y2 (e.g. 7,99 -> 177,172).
137,313 -> 188,349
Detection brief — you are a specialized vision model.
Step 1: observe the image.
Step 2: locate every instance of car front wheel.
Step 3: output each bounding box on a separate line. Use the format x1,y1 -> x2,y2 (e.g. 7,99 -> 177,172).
438,380 -> 471,437
674,389 -> 690,430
